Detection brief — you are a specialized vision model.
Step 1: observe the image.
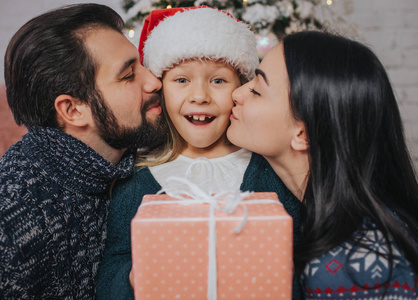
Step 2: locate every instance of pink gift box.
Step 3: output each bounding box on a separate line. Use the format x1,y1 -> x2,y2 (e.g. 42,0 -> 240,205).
131,192 -> 293,299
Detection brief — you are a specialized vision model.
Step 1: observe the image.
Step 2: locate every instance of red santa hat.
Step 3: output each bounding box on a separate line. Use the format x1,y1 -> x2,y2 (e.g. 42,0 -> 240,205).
138,6 -> 259,80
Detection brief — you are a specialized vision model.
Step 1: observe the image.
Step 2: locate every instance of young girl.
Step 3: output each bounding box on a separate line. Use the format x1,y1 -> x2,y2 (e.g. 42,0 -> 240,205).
97,7 -> 304,300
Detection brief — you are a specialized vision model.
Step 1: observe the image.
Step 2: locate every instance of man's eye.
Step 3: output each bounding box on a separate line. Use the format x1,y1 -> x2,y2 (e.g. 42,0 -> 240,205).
212,78 -> 225,84
249,87 -> 260,96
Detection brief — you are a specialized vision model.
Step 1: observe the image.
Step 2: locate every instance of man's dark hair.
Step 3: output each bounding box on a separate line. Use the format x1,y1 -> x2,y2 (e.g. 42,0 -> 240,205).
4,4 -> 124,128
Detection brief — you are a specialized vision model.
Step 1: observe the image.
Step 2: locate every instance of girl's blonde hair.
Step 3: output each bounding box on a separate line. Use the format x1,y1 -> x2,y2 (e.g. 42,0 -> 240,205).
135,92 -> 183,167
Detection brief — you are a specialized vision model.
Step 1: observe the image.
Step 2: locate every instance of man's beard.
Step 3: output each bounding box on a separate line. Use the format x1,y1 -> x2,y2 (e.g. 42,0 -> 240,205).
91,93 -> 168,152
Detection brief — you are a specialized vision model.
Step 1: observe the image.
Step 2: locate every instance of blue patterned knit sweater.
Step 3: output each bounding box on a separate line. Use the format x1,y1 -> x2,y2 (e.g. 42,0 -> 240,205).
302,218 -> 418,299
0,127 -> 134,299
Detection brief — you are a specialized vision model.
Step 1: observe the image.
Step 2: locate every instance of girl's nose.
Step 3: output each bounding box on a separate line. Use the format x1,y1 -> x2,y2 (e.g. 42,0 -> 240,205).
189,82 -> 210,104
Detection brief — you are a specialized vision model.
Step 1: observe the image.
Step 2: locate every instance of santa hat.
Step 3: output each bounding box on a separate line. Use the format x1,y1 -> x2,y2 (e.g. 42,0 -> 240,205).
138,6 -> 259,80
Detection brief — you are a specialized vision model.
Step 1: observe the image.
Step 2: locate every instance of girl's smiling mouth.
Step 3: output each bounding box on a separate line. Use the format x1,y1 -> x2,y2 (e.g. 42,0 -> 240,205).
185,114 -> 215,125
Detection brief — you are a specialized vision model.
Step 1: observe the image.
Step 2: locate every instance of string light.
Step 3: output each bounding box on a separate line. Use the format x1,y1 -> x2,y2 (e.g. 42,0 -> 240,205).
327,0 -> 333,5
128,29 -> 135,38
242,0 -> 248,5
166,4 -> 172,8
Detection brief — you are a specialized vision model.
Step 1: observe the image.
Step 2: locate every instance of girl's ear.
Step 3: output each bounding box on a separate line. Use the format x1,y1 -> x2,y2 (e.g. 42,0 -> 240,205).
291,121 -> 308,151
54,95 -> 91,127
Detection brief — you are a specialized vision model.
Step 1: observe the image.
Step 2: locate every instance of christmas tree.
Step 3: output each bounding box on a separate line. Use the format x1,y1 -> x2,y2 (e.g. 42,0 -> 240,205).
122,0 -> 357,58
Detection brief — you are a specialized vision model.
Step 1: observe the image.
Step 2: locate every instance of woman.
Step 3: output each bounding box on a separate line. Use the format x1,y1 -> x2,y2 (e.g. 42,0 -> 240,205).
227,31 -> 418,299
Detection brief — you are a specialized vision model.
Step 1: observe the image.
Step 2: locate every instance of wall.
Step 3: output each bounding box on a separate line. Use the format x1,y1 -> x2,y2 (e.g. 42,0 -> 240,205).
0,0 -> 417,168
348,0 -> 418,169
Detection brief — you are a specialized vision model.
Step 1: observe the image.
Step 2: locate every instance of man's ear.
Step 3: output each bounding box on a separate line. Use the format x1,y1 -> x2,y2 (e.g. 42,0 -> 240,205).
55,95 -> 90,127
291,121 -> 308,151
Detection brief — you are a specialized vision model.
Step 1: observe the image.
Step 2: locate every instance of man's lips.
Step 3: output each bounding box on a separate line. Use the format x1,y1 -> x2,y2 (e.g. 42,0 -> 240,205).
147,102 -> 160,110
143,101 -> 160,112
142,94 -> 162,115
146,104 -> 162,116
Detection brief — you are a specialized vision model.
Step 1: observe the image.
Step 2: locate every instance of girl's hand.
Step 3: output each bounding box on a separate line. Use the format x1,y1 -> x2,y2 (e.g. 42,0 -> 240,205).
129,269 -> 134,288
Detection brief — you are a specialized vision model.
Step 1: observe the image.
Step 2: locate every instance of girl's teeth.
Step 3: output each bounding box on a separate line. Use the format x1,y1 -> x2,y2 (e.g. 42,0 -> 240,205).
190,115 -> 212,121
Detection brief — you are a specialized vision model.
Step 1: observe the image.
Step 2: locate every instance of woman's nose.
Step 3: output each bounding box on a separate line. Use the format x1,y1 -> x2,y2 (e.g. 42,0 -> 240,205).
232,84 -> 246,105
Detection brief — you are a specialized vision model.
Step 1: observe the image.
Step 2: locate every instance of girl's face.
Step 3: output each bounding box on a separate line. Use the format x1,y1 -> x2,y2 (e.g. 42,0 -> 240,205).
227,44 -> 299,159
162,60 -> 241,158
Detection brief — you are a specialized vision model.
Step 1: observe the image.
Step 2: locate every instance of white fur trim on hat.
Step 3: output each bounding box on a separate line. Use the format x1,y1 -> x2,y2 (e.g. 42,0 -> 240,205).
143,8 -> 259,79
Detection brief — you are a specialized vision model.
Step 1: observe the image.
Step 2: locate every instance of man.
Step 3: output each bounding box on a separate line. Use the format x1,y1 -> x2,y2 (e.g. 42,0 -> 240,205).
0,4 -> 167,299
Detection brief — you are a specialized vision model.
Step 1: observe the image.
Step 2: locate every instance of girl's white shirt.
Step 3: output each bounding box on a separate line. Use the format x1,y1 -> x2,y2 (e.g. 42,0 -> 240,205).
149,148 -> 252,194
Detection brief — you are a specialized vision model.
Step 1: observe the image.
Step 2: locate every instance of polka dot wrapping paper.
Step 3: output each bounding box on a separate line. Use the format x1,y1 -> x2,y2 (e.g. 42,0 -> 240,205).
131,192 -> 293,299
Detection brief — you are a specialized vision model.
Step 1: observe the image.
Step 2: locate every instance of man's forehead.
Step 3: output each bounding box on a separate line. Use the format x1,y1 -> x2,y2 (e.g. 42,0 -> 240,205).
83,27 -> 138,74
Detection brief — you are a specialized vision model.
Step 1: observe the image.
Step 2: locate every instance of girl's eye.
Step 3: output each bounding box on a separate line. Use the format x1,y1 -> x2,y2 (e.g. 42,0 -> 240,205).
249,87 -> 261,96
211,78 -> 225,84
175,78 -> 189,83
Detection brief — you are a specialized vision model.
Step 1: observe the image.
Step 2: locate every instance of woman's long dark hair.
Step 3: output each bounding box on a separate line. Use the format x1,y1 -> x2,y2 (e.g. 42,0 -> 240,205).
283,31 -> 418,275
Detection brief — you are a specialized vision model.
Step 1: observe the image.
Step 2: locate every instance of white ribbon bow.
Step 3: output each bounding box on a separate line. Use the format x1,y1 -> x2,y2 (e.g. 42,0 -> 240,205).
154,158 -> 251,300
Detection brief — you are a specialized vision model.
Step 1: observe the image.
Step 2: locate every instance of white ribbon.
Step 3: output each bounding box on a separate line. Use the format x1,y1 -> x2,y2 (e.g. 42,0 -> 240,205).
140,158 -> 279,300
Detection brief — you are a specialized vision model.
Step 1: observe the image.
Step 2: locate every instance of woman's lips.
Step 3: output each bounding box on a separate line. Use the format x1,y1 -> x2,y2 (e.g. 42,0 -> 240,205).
230,109 -> 238,120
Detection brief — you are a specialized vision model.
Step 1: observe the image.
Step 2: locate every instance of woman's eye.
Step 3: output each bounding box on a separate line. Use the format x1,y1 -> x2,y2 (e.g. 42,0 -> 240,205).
249,87 -> 261,96
175,78 -> 188,83
212,78 -> 225,84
